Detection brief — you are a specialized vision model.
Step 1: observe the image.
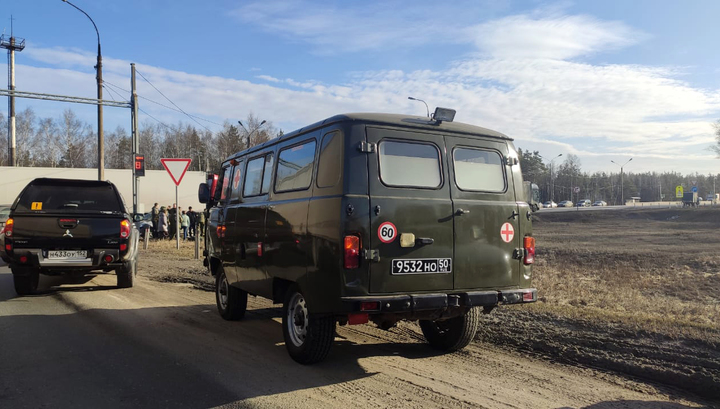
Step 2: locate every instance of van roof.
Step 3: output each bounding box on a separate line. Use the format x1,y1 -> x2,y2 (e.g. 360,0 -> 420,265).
228,113 -> 511,162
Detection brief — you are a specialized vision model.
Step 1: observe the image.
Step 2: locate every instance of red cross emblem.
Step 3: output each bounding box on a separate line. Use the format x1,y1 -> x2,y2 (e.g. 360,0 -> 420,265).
233,169 -> 241,189
500,223 -> 514,243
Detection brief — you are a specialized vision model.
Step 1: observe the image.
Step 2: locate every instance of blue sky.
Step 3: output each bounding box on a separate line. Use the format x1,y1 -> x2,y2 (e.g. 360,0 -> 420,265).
3,0 -> 720,174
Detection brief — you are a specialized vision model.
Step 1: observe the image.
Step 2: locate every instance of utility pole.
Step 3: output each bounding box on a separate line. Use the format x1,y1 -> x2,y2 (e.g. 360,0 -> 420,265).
131,63 -> 139,214
0,17 -> 25,166
611,158 -> 633,205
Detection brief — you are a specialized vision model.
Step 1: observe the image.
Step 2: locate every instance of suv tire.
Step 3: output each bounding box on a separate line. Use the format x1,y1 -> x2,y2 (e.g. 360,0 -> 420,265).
419,307 -> 481,352
117,259 -> 136,288
282,285 -> 335,364
12,267 -> 40,295
216,266 -> 247,320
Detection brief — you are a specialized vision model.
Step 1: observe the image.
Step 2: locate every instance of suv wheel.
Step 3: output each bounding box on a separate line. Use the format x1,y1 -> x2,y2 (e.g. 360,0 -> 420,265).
282,285 -> 335,364
419,307 -> 481,352
12,267 -> 40,295
116,259 -> 136,288
216,266 -> 247,320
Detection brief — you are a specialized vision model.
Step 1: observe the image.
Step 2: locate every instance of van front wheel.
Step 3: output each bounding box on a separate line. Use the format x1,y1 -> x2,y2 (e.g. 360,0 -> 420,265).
216,266 -> 247,320
282,286 -> 335,364
419,307 -> 481,352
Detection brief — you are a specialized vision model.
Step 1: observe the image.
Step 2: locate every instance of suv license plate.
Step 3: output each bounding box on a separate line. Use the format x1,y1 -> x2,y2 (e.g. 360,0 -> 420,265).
392,258 -> 452,275
48,250 -> 87,259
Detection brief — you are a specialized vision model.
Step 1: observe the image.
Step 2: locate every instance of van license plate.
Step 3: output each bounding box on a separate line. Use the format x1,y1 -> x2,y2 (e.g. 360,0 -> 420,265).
48,250 -> 87,259
392,258 -> 452,274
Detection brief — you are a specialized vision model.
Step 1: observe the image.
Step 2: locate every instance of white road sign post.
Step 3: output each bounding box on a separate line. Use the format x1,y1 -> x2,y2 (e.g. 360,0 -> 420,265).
161,158 -> 192,249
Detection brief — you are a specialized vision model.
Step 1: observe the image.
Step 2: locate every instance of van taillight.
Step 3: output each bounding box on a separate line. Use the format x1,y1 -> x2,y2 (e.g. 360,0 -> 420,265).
344,235 -> 361,269
2,218 -> 13,237
523,236 -> 535,265
120,220 -> 130,239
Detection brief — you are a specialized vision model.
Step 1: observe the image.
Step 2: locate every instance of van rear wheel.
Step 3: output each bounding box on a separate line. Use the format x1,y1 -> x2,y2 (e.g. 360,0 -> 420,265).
419,307 -> 481,352
215,266 -> 247,320
282,285 -> 335,364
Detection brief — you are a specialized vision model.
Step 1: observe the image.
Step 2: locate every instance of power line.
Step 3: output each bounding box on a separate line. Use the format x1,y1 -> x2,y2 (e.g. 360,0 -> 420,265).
134,69 -> 211,132
103,80 -> 224,128
138,107 -> 172,130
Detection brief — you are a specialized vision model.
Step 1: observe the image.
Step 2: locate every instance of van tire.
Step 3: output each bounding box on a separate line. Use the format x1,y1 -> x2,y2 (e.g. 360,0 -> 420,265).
216,266 -> 247,320
282,285 -> 335,364
117,259 -> 136,288
419,307 -> 481,352
12,267 -> 39,295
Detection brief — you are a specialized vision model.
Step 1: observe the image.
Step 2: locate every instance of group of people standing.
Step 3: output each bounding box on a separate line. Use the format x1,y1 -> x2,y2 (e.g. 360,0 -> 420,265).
151,203 -> 205,241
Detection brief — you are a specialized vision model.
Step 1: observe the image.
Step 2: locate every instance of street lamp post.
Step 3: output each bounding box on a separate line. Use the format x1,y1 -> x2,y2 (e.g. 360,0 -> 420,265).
540,153 -> 562,203
611,158 -> 633,205
238,120 -> 266,150
62,0 -> 103,180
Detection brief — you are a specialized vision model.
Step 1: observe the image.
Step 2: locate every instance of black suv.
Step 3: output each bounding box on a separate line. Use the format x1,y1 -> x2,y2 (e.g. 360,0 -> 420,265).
0,178 -> 140,295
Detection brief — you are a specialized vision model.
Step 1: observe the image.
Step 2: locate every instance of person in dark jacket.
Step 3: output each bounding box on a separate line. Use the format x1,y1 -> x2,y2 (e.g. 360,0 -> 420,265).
187,206 -> 197,239
168,204 -> 177,240
151,203 -> 160,238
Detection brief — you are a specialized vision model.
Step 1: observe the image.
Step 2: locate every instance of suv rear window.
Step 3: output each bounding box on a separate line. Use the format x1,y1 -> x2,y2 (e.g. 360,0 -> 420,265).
15,184 -> 122,213
379,141 -> 441,188
453,148 -> 506,192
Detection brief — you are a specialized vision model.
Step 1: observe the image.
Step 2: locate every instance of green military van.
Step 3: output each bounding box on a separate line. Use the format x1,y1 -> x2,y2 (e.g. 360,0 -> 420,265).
199,109 -> 537,364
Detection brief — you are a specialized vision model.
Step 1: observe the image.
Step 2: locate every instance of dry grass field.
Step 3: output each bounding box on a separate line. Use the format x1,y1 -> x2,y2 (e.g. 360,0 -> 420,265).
138,208 -> 720,400
481,207 -> 720,400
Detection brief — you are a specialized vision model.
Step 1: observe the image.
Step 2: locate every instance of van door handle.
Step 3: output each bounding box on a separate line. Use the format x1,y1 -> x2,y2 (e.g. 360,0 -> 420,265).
509,210 -> 519,220
416,237 -> 434,245
455,208 -> 470,216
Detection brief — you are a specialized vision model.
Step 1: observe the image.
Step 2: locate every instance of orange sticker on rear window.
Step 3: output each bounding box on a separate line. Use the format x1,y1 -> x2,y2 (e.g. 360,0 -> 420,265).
31,202 -> 43,210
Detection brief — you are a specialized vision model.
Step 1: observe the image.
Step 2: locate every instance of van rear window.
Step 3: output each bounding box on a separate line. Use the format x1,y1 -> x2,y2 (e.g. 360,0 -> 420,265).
453,148 -> 506,192
16,185 -> 122,213
379,141 -> 441,188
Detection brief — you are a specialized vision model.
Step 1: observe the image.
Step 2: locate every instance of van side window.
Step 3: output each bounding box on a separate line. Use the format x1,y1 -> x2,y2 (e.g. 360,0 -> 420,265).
453,148 -> 506,192
261,154 -> 274,195
275,140 -> 317,193
316,132 -> 342,188
244,157 -> 264,197
378,140 -> 442,188
230,163 -> 243,201
219,166 -> 233,203
244,154 -> 274,197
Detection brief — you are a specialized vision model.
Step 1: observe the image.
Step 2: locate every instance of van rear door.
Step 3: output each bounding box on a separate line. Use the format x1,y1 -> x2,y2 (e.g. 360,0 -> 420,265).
445,135 -> 521,289
366,127 -> 454,293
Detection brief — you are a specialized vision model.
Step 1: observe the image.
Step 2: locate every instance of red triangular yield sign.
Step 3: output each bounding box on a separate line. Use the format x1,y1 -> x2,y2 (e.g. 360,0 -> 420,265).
161,158 -> 192,186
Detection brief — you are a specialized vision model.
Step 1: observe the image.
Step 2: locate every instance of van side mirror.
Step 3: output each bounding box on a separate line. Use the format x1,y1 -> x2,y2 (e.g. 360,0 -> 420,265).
198,183 -> 210,204
133,213 -> 144,222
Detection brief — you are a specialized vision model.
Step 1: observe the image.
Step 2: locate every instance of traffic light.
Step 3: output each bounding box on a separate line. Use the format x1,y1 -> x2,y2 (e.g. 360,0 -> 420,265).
135,155 -> 145,177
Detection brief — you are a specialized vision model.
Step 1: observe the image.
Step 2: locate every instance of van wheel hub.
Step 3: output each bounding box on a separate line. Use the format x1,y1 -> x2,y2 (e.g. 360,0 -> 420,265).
218,273 -> 229,310
287,292 -> 308,347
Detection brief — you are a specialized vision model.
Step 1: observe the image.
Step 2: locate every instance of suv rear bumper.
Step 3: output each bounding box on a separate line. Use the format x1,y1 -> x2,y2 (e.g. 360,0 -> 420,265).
8,248 -> 126,271
341,288 -> 537,314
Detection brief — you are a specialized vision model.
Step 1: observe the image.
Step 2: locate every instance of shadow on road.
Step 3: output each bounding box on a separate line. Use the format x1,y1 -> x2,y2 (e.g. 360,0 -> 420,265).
0,271 -> 447,408
558,402 -> 704,409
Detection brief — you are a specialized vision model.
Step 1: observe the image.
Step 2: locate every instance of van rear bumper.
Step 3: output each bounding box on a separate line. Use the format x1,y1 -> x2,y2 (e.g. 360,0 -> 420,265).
341,288 -> 537,314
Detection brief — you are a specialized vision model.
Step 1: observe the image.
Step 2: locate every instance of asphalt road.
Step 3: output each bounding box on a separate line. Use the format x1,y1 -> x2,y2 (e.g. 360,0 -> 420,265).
0,267 -> 709,408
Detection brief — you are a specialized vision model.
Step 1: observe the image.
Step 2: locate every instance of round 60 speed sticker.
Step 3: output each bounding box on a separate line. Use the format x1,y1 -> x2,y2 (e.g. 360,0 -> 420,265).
378,221 -> 397,243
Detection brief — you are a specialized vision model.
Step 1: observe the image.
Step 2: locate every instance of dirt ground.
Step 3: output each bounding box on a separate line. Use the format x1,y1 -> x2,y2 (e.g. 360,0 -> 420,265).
139,208 -> 720,402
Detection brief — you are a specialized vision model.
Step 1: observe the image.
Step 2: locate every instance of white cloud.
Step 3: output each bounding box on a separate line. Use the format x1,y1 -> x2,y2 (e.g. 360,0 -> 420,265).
467,15 -> 645,59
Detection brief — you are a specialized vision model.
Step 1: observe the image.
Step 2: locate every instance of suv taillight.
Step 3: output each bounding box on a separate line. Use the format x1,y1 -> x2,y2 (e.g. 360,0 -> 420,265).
2,218 -> 13,237
120,220 -> 131,239
523,236 -> 535,265
344,235 -> 361,269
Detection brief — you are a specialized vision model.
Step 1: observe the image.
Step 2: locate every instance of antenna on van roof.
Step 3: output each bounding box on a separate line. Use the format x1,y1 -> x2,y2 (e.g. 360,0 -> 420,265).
408,97 -> 430,118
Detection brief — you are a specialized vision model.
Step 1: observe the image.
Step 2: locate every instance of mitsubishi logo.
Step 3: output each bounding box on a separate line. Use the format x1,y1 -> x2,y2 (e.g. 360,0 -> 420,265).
63,229 -> 73,238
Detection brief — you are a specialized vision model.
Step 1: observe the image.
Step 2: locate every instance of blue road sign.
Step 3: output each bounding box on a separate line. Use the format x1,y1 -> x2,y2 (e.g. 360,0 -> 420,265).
692,186 -> 698,193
